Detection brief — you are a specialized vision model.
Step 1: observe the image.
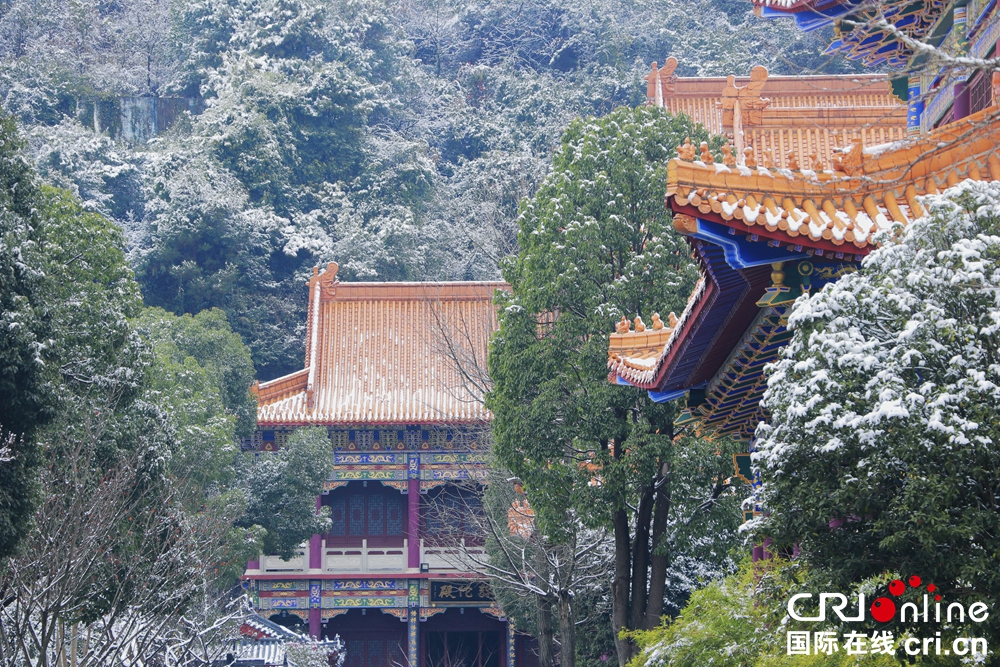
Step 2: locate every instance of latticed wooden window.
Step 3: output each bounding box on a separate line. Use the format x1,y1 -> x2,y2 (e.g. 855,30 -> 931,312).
386,495 -> 404,536
347,640 -> 363,667
353,430 -> 375,448
326,486 -> 406,545
422,486 -> 484,546
330,495 -> 346,536
349,494 -> 366,535
969,72 -> 992,116
367,494 -> 385,535
367,639 -> 385,667
381,430 -> 400,448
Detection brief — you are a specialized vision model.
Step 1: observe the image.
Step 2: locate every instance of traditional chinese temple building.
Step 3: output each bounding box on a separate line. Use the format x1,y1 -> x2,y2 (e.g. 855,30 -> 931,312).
242,263 -> 527,667
609,0 -> 1000,478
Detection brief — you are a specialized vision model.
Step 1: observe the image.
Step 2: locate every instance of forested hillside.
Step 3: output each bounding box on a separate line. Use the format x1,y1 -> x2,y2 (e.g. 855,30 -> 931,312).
0,0 -> 853,378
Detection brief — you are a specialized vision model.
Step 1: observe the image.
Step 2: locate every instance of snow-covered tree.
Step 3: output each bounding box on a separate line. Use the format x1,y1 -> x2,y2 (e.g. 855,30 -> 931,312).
754,179 -> 1000,645
238,426 -> 332,559
0,112 -> 50,559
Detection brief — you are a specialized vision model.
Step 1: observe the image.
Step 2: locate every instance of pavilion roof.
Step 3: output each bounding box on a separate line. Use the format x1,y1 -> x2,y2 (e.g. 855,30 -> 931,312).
609,105 -> 1000,437
644,60 -> 907,168
667,105 -> 1000,252
255,263 -> 505,427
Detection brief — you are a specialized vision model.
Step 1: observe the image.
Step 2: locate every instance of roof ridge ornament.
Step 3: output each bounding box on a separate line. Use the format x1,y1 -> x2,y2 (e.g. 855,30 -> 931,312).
722,66 -> 770,165
646,57 -> 679,107
833,137 -> 865,176
678,137 -> 696,161
317,261 -> 340,298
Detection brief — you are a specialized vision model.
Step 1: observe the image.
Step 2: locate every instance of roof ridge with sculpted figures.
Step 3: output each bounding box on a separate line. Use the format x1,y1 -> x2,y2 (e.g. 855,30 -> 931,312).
609,105 -> 1000,438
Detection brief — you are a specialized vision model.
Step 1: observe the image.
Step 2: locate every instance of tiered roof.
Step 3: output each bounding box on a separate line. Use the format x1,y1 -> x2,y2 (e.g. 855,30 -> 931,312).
667,105 -> 1000,252
255,263 -> 505,426
609,105 -> 1000,438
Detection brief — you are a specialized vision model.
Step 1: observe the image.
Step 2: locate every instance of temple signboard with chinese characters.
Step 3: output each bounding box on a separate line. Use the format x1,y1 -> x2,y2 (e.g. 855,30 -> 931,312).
429,581 -> 495,605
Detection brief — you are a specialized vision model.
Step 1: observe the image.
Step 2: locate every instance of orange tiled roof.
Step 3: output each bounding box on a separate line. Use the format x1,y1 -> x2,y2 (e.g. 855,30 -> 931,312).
645,59 -> 907,169
255,263 -> 506,426
667,105 -> 1000,252
608,278 -> 708,388
610,105 -> 1000,392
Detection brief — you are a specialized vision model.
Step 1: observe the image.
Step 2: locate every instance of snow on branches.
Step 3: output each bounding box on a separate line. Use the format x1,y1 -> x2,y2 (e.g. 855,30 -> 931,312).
757,179 -> 1000,468
752,180 -> 1000,615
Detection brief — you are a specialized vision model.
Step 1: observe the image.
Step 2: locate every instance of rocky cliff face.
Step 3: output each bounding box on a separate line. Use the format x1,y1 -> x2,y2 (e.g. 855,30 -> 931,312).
79,96 -> 204,142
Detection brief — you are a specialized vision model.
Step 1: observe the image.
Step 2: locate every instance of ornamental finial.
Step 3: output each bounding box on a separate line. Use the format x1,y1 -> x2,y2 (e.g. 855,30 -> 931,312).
700,142 -> 714,165
678,137 -> 695,161
722,141 -> 736,167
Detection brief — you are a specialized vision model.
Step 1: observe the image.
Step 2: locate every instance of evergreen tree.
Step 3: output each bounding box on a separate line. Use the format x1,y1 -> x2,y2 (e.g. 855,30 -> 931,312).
0,113 -> 50,558
239,426 -> 332,558
487,105 -> 745,665
754,180 -> 1000,646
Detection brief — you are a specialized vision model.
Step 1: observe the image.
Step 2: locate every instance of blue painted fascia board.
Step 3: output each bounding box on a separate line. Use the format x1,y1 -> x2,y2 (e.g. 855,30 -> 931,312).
687,217 -> 809,269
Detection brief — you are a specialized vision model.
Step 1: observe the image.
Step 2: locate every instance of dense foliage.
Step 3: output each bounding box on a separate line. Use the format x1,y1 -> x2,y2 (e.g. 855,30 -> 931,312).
238,426 -> 333,559
630,559 -> 899,667
0,114 -> 49,558
0,120 -> 331,661
487,105 -> 747,665
754,180 -> 1000,646
0,0 -> 857,379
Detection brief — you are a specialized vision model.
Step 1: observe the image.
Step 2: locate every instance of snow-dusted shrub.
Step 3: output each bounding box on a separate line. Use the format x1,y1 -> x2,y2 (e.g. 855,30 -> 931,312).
754,179 -> 1000,642
629,559 -> 897,667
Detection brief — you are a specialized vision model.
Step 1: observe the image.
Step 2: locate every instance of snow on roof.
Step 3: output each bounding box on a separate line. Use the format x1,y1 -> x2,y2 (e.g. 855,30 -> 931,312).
255,263 -> 508,426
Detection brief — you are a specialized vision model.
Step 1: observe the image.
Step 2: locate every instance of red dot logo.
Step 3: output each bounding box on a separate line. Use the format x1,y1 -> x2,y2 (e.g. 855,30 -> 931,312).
871,597 -> 896,623
888,579 -> 905,596
908,575 -> 922,588
927,583 -> 936,593
935,595 -> 942,601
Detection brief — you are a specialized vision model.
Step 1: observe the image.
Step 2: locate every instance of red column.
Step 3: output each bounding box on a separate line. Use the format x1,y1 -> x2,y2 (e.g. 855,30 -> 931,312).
954,80 -> 971,122
309,608 -> 321,639
310,534 -> 322,570
408,479 -> 420,568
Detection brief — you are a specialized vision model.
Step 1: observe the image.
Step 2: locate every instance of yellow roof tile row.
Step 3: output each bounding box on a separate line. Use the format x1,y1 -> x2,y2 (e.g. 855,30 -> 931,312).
667,106 -> 1000,250
255,263 -> 506,426
610,106 -> 1000,393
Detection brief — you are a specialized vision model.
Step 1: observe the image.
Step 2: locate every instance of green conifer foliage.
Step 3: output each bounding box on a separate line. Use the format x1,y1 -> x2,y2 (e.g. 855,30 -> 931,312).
488,106 -> 744,663
0,113 -> 50,558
